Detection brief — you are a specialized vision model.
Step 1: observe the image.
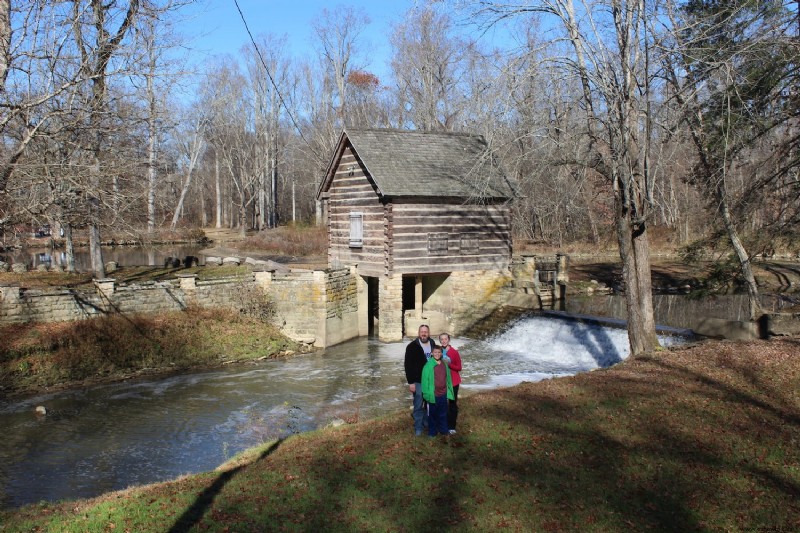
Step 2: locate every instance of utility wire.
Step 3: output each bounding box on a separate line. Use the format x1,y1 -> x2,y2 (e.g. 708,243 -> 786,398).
232,0 -> 323,161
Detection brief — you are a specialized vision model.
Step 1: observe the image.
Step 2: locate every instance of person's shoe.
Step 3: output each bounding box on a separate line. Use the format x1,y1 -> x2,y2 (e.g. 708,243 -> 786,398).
448,429 -> 457,435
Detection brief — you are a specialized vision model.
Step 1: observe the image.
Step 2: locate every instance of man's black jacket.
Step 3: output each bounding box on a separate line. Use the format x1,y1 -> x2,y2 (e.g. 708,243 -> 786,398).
404,338 -> 437,384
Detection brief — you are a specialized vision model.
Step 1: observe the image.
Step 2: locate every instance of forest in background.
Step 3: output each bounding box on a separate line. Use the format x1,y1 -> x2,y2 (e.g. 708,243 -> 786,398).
0,0 -> 798,354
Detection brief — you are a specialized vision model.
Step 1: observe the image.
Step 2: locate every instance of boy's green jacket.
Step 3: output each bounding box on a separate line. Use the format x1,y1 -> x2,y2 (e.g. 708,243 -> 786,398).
421,358 -> 455,403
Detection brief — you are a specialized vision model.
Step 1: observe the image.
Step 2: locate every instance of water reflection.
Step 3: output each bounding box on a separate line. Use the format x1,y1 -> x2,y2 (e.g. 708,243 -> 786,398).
0,316 -> 685,509
0,245 -> 206,271
565,293 -> 797,330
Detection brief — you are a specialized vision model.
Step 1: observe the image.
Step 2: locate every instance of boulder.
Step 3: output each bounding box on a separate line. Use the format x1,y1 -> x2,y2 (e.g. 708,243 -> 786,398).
763,312 -> 800,337
11,263 -> 27,273
693,317 -> 759,341
222,256 -> 241,266
261,260 -> 291,273
105,261 -> 118,273
0,261 -> 9,272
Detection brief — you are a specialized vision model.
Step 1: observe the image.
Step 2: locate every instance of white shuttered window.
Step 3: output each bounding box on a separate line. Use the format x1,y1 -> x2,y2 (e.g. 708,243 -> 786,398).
349,212 -> 363,247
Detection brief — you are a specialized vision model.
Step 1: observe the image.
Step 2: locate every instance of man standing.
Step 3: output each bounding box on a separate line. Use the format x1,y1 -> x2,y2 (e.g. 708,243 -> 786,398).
404,324 -> 436,436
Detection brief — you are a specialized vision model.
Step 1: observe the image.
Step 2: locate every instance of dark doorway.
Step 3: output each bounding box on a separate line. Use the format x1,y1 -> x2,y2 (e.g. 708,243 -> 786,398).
402,275 -> 416,313
366,276 -> 379,335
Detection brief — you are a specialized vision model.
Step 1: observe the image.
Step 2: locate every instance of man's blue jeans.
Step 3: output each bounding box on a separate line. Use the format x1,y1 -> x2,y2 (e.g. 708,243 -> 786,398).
412,384 -> 427,435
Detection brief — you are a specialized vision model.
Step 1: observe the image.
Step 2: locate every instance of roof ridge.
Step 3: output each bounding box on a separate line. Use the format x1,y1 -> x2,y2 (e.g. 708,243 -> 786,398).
346,127 -> 484,139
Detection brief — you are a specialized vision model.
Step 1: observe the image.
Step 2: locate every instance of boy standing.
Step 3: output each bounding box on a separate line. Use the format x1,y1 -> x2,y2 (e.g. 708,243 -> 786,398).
421,346 -> 454,437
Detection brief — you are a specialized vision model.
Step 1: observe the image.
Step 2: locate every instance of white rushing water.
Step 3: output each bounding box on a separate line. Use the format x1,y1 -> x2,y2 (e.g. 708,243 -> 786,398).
0,314 -> 687,509
456,315 -> 685,391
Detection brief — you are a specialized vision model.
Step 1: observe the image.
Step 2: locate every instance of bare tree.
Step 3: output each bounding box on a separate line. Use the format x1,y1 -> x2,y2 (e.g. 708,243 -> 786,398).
391,6 -> 474,131
471,0 -> 667,355
664,0 -> 799,319
170,108 -> 206,230
0,2 -> 93,227
312,6 -> 370,129
243,34 -> 294,229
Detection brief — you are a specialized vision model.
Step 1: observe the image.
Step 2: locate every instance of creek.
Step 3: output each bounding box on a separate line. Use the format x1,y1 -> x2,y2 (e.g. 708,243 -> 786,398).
564,292 -> 798,329
0,244 -> 207,271
0,314 -> 687,510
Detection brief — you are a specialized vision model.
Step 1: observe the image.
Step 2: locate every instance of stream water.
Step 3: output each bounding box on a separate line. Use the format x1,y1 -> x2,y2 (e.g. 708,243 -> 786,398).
0,245 -> 207,271
0,315 -> 686,510
564,292 -> 798,329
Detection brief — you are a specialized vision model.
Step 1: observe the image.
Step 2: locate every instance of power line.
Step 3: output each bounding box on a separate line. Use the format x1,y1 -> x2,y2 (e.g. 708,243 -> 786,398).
231,0 -> 323,161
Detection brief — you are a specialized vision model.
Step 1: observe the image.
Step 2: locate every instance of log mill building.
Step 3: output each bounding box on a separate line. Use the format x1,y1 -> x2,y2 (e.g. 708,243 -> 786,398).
317,128 -> 517,342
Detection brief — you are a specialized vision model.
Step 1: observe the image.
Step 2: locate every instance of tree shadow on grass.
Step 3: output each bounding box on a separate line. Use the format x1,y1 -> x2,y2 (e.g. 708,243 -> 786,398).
168,438 -> 284,533
639,354 -> 800,428
156,339 -> 800,532
462,353 -> 800,530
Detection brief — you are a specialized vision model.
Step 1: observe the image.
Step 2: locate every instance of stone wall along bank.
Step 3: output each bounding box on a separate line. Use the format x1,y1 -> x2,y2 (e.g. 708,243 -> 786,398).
0,268 -> 360,349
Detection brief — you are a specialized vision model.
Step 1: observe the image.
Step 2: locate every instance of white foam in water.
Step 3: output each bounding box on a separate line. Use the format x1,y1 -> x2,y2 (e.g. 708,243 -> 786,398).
458,316 -> 686,391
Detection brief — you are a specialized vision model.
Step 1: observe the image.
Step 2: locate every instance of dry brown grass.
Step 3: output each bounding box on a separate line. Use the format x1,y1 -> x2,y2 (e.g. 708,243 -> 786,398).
2,337 -> 799,531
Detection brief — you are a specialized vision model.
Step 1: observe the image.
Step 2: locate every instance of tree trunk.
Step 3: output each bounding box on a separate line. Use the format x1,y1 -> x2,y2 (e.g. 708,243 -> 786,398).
616,207 -> 659,356
269,89 -> 279,228
170,167 -> 194,230
200,174 -> 207,227
0,0 -> 9,89
88,221 -> 105,278
146,53 -> 157,233
215,153 -> 222,229
88,159 -> 105,278
719,192 -> 762,320
63,223 -> 76,273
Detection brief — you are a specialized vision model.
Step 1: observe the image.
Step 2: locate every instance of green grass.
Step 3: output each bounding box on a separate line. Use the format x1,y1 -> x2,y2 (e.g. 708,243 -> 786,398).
1,337 -> 799,532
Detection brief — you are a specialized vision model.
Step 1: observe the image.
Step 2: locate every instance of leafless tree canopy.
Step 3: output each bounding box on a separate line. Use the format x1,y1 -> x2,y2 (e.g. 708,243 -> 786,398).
0,1 -> 797,346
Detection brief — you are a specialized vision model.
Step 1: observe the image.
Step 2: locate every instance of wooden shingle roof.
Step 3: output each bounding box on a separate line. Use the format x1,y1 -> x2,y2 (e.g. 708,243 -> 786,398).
318,129 -> 516,200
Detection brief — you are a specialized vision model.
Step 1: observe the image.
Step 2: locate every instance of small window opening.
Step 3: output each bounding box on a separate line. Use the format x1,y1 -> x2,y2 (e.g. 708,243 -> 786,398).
428,233 -> 449,255
349,212 -> 363,247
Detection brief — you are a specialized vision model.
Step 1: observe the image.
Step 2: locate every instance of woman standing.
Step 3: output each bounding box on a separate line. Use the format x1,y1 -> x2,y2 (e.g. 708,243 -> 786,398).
439,333 -> 462,434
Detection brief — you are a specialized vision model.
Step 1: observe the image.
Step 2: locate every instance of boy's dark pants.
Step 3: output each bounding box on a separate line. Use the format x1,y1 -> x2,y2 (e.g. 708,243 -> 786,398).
428,395 -> 449,436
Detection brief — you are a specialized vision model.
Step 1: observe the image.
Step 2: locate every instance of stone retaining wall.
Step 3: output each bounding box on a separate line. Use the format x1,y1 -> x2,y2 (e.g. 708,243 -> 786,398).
0,268 -> 359,348
1,262 -> 578,347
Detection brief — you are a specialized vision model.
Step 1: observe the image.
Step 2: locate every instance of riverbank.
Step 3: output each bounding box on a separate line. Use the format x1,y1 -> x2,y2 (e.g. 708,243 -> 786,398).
0,307 -> 303,400
567,256 -> 800,298
1,336 -> 798,531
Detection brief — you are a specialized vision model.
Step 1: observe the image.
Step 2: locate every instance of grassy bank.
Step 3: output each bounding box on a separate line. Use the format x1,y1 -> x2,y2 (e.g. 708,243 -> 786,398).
1,337 -> 798,531
0,307 -> 300,398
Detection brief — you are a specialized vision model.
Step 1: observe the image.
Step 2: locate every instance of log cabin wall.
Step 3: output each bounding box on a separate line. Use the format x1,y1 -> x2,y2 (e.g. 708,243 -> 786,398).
319,128 -> 519,341
327,144 -> 385,277
390,199 -> 511,275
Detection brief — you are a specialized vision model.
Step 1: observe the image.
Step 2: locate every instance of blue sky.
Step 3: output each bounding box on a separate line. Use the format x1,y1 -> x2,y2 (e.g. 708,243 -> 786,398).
179,0 -> 421,81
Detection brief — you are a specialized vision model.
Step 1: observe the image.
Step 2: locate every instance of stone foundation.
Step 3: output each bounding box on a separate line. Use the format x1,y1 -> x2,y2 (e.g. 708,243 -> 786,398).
1,268 -> 360,349
378,275 -> 403,342
1,258 -> 570,347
